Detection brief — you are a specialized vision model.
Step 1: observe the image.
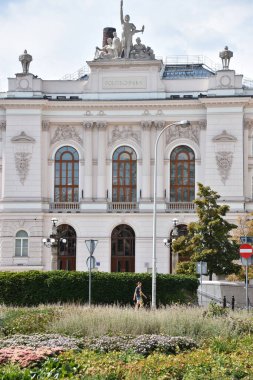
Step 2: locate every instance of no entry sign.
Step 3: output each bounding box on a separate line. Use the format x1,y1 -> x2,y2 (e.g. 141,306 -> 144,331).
239,244 -> 253,259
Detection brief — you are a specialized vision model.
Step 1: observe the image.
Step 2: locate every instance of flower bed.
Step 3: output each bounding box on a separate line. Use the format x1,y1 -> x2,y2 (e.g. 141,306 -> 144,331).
0,346 -> 64,368
0,334 -> 83,350
84,334 -> 197,356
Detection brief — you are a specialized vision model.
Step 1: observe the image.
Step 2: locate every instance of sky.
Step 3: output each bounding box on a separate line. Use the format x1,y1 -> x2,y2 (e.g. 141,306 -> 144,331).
0,0 -> 253,91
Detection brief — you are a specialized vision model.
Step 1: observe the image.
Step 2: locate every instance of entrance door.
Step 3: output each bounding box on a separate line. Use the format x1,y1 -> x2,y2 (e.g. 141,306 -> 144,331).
57,224 -> 76,271
111,224 -> 135,272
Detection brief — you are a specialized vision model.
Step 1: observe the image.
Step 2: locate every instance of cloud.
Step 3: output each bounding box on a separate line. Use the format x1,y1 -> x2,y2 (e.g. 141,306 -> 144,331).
0,0 -> 253,90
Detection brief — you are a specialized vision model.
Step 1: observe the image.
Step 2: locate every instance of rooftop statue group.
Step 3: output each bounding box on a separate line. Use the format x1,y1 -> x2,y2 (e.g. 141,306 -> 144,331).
95,0 -> 155,60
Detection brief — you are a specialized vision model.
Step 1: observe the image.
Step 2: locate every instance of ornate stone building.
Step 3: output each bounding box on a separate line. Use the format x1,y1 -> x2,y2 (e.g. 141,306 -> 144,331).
0,4 -> 252,273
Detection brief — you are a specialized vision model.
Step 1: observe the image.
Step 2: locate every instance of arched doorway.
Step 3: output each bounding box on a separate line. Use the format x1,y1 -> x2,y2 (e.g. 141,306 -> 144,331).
111,224 -> 135,272
57,224 -> 76,271
169,224 -> 188,273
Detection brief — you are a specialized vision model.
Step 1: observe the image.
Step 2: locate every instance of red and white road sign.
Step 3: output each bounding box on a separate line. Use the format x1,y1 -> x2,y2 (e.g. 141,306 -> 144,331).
239,244 -> 253,259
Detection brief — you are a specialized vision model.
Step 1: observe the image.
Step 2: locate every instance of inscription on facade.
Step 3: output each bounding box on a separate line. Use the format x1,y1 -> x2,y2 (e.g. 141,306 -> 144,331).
102,77 -> 147,89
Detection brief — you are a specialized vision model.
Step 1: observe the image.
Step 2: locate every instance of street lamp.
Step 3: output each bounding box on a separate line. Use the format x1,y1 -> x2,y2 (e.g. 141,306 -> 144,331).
42,218 -> 67,248
152,120 -> 190,309
171,218 -> 179,239
163,218 -> 179,274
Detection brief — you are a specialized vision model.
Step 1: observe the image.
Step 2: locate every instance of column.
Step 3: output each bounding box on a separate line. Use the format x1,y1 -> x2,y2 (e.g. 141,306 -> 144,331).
0,121 -> 6,199
154,121 -> 165,200
41,120 -> 50,200
83,122 -> 93,200
51,245 -> 58,270
96,122 -> 107,200
141,121 -> 152,200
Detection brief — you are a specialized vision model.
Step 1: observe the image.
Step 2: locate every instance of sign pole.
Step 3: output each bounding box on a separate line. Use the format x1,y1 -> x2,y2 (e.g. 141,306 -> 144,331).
85,239 -> 98,307
239,243 -> 253,312
246,262 -> 249,312
200,261 -> 203,306
89,252 -> 92,307
196,261 -> 207,306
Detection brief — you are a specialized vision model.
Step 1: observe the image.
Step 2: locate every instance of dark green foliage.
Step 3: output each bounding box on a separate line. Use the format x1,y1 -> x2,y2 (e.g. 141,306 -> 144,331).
1,310 -> 59,335
175,262 -> 197,276
0,271 -> 198,307
174,183 -> 240,279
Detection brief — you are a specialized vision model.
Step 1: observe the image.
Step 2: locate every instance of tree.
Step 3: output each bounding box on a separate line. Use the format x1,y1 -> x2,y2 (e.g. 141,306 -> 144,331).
174,183 -> 240,280
232,214 -> 253,244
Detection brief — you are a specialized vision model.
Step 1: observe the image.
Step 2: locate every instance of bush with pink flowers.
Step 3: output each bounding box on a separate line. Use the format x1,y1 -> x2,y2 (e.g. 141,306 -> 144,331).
0,346 -> 64,367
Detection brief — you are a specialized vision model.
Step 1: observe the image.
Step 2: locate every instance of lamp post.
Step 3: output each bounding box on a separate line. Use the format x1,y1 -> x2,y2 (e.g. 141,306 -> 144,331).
152,120 -> 190,309
42,218 -> 67,270
163,218 -> 179,273
42,218 -> 67,247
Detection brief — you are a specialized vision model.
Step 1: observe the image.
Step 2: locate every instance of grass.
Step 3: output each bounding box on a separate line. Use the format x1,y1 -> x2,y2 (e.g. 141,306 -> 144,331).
0,304 -> 253,379
47,304 -> 253,342
1,303 -> 252,342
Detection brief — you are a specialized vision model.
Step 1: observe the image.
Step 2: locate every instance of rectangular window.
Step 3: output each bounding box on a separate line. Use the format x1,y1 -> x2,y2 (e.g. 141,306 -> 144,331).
15,239 -> 28,257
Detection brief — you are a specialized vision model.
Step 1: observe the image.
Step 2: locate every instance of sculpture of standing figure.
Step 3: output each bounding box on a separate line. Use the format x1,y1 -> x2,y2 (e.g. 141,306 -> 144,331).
120,0 -> 144,58
112,31 -> 122,58
19,50 -> 33,74
219,46 -> 233,70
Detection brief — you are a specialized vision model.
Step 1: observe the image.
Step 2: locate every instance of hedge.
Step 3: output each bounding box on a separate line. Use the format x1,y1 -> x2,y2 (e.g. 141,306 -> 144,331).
0,271 -> 199,307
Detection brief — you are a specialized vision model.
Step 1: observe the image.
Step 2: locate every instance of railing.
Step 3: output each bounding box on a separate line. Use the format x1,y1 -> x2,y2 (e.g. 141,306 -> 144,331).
107,202 -> 139,212
60,65 -> 90,80
243,77 -> 253,88
164,55 -> 221,72
166,202 -> 195,212
50,202 -> 80,212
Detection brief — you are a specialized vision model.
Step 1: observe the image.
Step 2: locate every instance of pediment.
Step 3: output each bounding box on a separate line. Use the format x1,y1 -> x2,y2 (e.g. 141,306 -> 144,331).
11,131 -> 35,143
212,130 -> 237,143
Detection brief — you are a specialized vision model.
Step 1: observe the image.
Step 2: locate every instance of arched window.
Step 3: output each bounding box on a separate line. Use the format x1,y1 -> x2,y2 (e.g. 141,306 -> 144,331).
170,146 -> 195,202
15,230 -> 28,257
54,146 -> 79,202
112,146 -> 137,202
111,224 -> 135,272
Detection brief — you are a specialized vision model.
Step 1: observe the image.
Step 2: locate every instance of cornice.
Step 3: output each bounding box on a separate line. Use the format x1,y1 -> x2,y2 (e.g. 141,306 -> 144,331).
0,98 -> 203,111
1,96 -> 250,111
43,99 -> 204,111
0,99 -> 48,109
87,59 -> 163,70
199,97 -> 251,107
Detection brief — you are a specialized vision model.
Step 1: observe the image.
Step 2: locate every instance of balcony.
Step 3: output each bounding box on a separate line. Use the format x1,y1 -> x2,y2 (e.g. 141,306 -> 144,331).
107,202 -> 139,213
166,202 -> 195,212
49,202 -> 80,212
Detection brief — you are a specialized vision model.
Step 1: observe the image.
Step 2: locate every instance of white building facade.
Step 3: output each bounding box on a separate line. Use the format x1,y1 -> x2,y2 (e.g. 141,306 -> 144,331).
0,18 -> 253,274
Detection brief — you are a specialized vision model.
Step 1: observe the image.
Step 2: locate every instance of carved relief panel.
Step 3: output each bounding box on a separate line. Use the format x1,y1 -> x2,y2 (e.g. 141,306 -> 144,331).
212,130 -> 237,185
166,120 -> 205,146
108,125 -> 141,146
11,131 -> 35,185
51,125 -> 83,145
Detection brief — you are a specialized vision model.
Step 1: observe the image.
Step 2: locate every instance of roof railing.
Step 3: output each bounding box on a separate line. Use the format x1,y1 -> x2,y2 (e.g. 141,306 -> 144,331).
164,55 -> 222,72
60,65 -> 90,80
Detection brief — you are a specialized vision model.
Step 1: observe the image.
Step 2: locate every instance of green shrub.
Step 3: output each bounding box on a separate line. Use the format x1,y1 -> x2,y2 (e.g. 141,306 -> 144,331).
1,308 -> 59,335
176,261 -> 197,276
203,301 -> 228,318
0,271 -> 198,307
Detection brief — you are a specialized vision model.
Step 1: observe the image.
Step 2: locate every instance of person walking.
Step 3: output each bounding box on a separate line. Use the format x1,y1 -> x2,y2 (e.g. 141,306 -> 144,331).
133,281 -> 147,309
